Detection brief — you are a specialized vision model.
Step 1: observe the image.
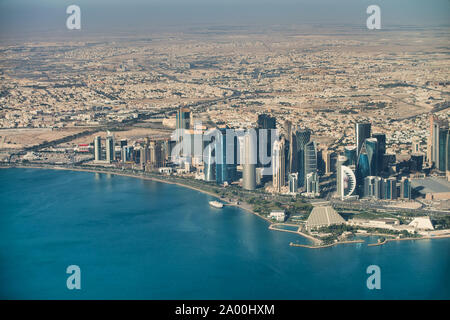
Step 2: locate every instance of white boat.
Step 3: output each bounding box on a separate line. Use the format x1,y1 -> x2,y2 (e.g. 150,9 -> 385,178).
209,201 -> 224,208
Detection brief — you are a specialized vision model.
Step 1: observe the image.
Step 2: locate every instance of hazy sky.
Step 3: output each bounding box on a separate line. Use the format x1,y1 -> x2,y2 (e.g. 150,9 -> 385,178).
1,0 -> 449,39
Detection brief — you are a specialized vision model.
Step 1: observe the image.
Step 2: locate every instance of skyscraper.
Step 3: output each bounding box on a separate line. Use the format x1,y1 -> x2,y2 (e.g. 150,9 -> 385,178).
438,127 -> 448,171
365,138 -> 378,176
149,141 -> 163,168
344,146 -> 357,166
400,177 -> 411,200
106,135 -> 115,163
272,139 -> 285,192
372,133 -> 386,174
204,142 -> 216,182
215,129 -> 237,185
242,132 -> 257,190
323,149 -> 337,175
364,176 -> 377,198
306,172 -> 320,196
304,141 -> 318,187
176,107 -> 191,132
288,129 -> 298,174
176,107 -> 191,154
288,173 -> 298,193
356,143 -> 370,194
410,153 -> 424,172
355,122 -> 371,157
121,146 -> 134,162
295,129 -> 311,187
429,115 -> 449,171
382,178 -> 398,200
94,136 -> 102,162
337,159 -> 357,200
257,114 -> 276,167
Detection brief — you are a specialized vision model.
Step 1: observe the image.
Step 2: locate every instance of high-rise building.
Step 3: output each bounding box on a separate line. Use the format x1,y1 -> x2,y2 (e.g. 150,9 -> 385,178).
204,142 -> 216,182
382,178 -> 397,200
356,143 -> 371,194
306,172 -> 320,196
304,141 -> 318,187
365,138 -> 378,176
149,141 -> 163,168
105,136 -> 115,163
257,114 -> 276,167
337,161 -> 357,200
176,107 -> 191,153
400,177 -> 411,200
363,176 -> 377,198
438,127 -> 448,171
373,176 -> 383,199
215,129 -> 237,185
288,173 -> 298,193
446,130 -> 450,173
283,120 -> 292,142
119,139 -> 127,148
383,153 -> 396,172
94,136 -> 102,162
140,146 -> 148,169
288,129 -> 298,174
121,146 -> 134,162
272,139 -> 286,192
242,132 -> 257,190
372,133 -> 386,174
344,146 -> 357,166
355,122 -> 371,157
429,115 -> 449,171
294,129 -> 311,187
412,137 -> 421,153
176,107 -> 191,132
410,153 -> 424,172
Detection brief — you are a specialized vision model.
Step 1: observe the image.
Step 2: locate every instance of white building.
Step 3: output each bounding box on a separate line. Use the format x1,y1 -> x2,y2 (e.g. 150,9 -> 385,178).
269,210 -> 286,222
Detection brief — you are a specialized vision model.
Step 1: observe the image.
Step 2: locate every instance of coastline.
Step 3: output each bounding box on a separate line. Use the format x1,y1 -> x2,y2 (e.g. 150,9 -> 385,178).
4,164 -> 450,249
4,164 -> 275,224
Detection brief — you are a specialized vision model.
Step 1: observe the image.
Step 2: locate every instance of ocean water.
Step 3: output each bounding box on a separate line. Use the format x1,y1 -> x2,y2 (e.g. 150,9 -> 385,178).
0,168 -> 449,300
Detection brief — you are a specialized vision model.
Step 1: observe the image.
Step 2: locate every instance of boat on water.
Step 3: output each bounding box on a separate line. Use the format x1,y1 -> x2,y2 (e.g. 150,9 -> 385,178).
209,201 -> 224,208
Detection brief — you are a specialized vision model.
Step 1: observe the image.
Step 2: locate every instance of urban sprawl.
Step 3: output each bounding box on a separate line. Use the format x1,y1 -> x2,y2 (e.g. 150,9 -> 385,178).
1,27 -> 449,246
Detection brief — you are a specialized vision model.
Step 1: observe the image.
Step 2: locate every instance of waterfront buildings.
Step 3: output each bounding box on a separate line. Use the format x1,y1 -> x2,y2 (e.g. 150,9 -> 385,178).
215,129 -> 237,185
121,146 -> 134,162
272,138 -> 286,193
288,173 -> 298,193
294,129 -> 311,188
204,142 -> 216,182
365,138 -> 378,176
257,114 -> 276,168
337,158 -> 357,200
269,210 -> 286,222
400,177 -> 412,200
429,115 -> 449,171
305,172 -> 320,197
306,206 -> 345,230
344,146 -> 357,167
242,131 -> 257,190
355,122 -> 371,157
304,141 -> 318,187
106,135 -> 115,163
94,136 -> 102,162
372,133 -> 386,174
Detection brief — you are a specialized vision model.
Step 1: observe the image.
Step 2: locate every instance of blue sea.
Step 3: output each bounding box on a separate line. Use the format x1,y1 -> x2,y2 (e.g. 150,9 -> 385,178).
0,168 -> 449,299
